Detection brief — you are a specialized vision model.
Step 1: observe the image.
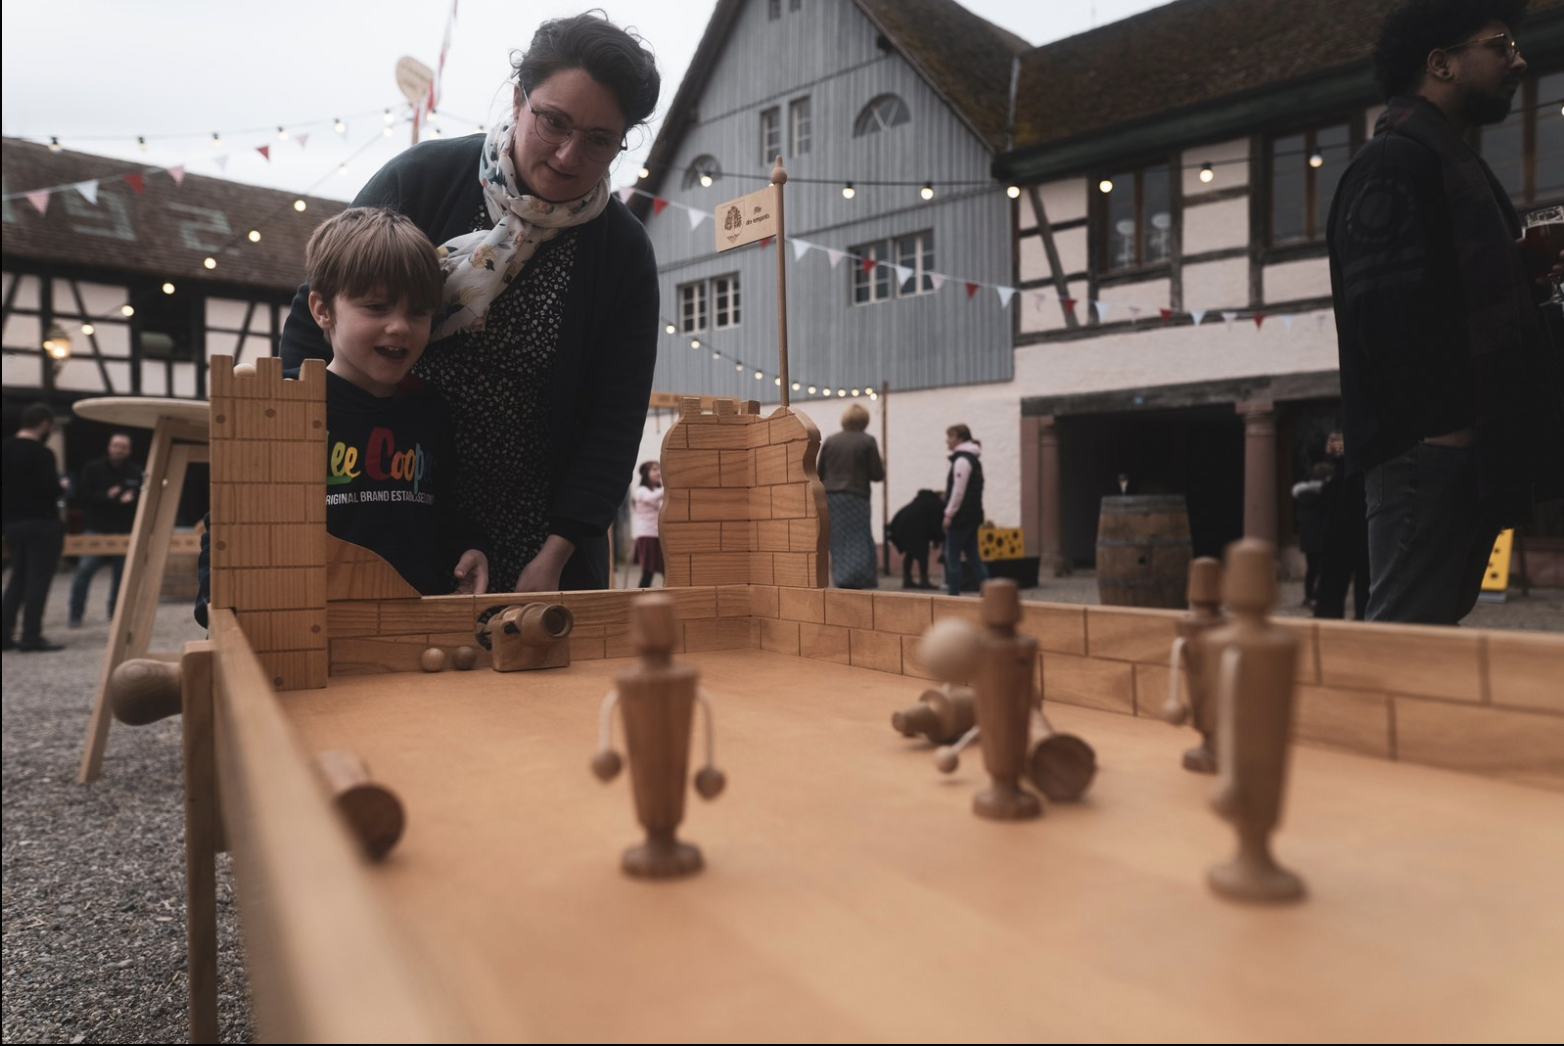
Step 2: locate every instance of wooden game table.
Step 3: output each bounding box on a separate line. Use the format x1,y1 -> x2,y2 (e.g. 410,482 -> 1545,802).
200,609 -> 1564,1043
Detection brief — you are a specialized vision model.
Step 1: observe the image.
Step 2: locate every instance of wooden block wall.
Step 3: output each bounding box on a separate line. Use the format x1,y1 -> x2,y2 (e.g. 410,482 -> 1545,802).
208,355 -> 328,690
659,398 -> 828,590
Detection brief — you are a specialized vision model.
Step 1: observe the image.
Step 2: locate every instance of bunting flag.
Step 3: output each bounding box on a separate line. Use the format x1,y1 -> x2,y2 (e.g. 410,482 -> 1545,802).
256,144 -> 272,162
928,273 -> 947,292
1060,296 -> 1077,314
1281,314 -> 1296,330
124,173 -> 144,194
965,281 -> 979,299
1126,305 -> 1142,322
651,196 -> 669,215
996,286 -> 1015,309
615,185 -> 635,205
1092,300 -> 1111,322
791,238 -> 812,262
74,180 -> 99,204
25,190 -> 50,215
1159,308 -> 1174,324
1191,309 -> 1207,326
758,236 -> 773,249
297,133 -> 310,150
168,166 -> 186,186
825,247 -> 845,269
214,156 -> 229,172
1252,312 -> 1266,329
686,208 -> 706,230
862,257 -> 878,275
1220,311 -> 1237,328
891,264 -> 912,287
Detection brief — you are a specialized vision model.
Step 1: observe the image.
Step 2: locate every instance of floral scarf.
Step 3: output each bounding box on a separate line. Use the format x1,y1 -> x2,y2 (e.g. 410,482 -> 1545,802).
431,119 -> 609,341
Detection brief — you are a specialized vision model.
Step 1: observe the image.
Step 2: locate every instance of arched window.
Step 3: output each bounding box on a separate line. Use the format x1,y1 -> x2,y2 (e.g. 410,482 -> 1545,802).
853,95 -> 910,137
682,155 -> 722,190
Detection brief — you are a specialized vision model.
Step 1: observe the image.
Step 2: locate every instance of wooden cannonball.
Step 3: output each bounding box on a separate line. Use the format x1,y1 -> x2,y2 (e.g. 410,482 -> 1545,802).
420,647 -> 446,673
233,363 -> 258,378
918,619 -> 981,682
451,645 -> 477,671
591,748 -> 623,781
694,766 -> 726,799
934,746 -> 960,774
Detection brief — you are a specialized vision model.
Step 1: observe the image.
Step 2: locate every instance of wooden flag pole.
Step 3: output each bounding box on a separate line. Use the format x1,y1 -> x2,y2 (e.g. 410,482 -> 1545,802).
881,380 -> 890,576
772,157 -> 790,409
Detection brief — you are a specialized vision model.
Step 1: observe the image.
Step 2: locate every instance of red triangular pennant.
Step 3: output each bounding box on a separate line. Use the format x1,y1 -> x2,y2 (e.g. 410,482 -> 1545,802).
296,133 -> 310,149
651,196 -> 669,215
1060,296 -> 1077,312
862,257 -> 878,275
965,282 -> 979,298
758,236 -> 773,249
256,144 -> 271,161
1253,312 -> 1267,329
1159,308 -> 1174,324
124,173 -> 144,194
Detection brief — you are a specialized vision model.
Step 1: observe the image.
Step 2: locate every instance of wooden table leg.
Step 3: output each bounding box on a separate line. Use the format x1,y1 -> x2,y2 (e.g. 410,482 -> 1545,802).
181,641 -> 218,1044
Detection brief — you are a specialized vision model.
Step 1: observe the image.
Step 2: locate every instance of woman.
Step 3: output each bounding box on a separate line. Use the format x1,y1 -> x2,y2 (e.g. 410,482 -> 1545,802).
631,460 -> 664,588
817,404 -> 885,589
281,13 -> 661,593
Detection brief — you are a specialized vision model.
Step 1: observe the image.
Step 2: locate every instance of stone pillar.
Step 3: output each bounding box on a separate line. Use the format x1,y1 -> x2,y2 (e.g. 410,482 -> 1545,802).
1236,400 -> 1277,547
1038,415 -> 1064,577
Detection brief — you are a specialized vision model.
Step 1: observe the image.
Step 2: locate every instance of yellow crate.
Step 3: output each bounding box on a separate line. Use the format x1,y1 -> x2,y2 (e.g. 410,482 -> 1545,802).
978,527 -> 1025,562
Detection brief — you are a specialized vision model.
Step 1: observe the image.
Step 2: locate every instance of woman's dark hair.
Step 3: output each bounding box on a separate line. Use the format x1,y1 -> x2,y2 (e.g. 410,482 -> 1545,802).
513,11 -> 661,128
638,460 -> 659,487
1372,0 -> 1527,100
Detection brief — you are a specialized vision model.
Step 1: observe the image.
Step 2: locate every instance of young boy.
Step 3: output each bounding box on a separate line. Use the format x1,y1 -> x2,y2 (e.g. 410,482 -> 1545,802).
305,207 -> 488,596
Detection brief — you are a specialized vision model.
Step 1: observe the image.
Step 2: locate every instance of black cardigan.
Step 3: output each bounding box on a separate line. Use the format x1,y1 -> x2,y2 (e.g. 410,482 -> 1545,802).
281,135 -> 659,588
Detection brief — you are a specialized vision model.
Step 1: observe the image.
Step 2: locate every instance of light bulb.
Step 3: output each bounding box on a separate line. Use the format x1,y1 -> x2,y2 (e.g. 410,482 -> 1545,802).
120,305 -> 135,317
384,108 -> 395,124
81,323 -> 95,336
699,173 -> 713,188
666,322 -> 677,334
247,230 -> 261,243
791,382 -> 800,391
1199,163 -> 1215,183
807,385 -> 817,395
920,183 -> 934,201
754,370 -> 764,380
277,126 -> 289,141
203,257 -> 217,270
293,199 -> 307,212
639,166 -> 650,179
211,132 -> 222,146
49,137 -> 62,152
1006,185 -> 1020,199
137,136 -> 148,151
1308,149 -> 1324,168
162,283 -> 176,295
333,118 -> 346,134
842,182 -> 856,199
1099,178 -> 1114,193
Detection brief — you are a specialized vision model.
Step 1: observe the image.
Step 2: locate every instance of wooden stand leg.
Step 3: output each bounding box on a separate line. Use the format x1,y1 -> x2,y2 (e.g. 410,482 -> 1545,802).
181,641 -> 219,1044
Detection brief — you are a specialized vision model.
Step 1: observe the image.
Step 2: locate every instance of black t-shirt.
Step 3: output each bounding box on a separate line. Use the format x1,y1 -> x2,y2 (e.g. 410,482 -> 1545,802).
2,437 -> 60,525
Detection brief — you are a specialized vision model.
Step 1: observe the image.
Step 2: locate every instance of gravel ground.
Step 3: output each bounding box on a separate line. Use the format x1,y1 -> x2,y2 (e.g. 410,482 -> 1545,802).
2,573 -> 253,1044
4,566 -> 1556,1044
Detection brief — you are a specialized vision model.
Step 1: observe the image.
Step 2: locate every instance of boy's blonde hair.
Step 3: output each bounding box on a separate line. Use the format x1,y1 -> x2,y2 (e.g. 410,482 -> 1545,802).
305,207 -> 443,313
840,404 -> 871,432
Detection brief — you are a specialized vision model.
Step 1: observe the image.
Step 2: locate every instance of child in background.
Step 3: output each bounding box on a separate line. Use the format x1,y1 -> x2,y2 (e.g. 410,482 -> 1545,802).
631,460 -> 664,588
306,207 -> 488,596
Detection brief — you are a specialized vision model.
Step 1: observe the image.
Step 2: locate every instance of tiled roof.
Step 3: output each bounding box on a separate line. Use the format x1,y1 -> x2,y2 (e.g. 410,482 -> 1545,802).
2,137 -> 346,293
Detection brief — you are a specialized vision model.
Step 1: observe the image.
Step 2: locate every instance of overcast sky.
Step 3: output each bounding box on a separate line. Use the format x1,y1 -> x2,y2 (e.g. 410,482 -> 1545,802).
2,0 -> 1174,201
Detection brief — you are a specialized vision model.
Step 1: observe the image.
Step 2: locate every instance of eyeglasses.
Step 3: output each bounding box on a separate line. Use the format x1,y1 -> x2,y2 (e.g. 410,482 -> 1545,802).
1441,30 -> 1521,62
521,88 -> 626,163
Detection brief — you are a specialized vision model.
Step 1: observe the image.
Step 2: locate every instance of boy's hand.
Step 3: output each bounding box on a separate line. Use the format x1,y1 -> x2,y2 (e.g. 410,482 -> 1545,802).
512,534 -> 575,593
453,550 -> 489,596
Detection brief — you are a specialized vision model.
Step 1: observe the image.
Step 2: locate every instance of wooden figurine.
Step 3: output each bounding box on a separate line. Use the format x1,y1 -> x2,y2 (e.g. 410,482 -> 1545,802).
484,603 -> 574,672
970,580 -> 1042,820
591,596 -> 725,879
1163,557 -> 1226,773
1027,706 -> 1096,802
1206,538 -> 1305,903
313,749 -> 406,862
892,686 -> 977,745
108,658 -> 183,725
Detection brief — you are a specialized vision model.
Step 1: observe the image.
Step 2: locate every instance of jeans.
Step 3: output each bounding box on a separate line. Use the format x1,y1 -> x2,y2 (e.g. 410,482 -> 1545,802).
943,526 -> 988,597
1364,442 -> 1499,625
69,530 -> 127,622
3,518 -> 64,643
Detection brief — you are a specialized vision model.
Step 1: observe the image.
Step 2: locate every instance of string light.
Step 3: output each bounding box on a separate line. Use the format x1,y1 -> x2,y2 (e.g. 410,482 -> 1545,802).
1308,149 -> 1324,168
734,363 -> 743,372
774,377 -> 782,386
277,126 -> 289,141
48,137 -> 62,153
383,125 -> 394,137
919,182 -> 934,201
137,136 -> 148,152
81,323 -> 95,336
842,182 -> 856,199
211,132 -> 222,146
338,163 -> 349,176
293,199 -> 307,212
203,257 -> 217,270
1098,178 -> 1114,193
162,283 -> 176,295
639,166 -> 650,179
807,385 -> 817,395
247,230 -> 262,243
1006,185 -> 1021,199
699,173 -> 713,188
384,108 -> 395,124
851,388 -> 860,397
791,382 -> 801,391
120,305 -> 135,317
333,118 -> 347,134
665,322 -> 677,334
690,338 -> 701,349
712,350 -> 720,359
1199,162 -> 1215,183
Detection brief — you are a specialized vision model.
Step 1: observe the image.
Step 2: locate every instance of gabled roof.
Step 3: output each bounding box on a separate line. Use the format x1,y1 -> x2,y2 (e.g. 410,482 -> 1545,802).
2,137 -> 346,293
632,0 -> 1029,217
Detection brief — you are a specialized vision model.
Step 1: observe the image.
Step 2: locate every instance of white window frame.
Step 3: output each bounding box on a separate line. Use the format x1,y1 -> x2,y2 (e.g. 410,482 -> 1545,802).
760,107 -> 781,165
850,241 -> 892,306
894,231 -> 935,296
678,280 -> 708,334
789,97 -> 812,157
713,274 -> 741,330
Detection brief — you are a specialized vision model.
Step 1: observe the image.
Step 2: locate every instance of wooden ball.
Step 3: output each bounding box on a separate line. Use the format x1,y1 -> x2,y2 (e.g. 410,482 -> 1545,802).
934,747 -> 959,774
452,645 -> 477,671
694,766 -> 726,799
918,619 -> 981,681
591,748 -> 622,781
233,363 -> 257,378
420,647 -> 446,673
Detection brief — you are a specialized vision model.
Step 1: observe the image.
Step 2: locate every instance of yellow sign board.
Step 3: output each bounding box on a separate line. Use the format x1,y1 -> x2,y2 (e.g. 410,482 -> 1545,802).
1482,528 -> 1514,593
715,184 -> 779,252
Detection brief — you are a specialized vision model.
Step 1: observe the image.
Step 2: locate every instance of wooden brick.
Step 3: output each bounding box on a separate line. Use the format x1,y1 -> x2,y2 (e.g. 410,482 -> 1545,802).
604,623 -> 638,659
662,449 -> 722,487
757,519 -> 791,552
325,600 -> 379,638
873,593 -> 932,635
271,524 -> 325,567
1041,651 -> 1134,715
1085,606 -> 1179,663
1131,663 -> 1184,720
850,629 -> 904,674
760,617 -> 801,655
721,522 -> 755,553
1394,697 -> 1564,787
228,567 -> 325,612
209,355 -> 234,402
274,451 -> 320,484
803,486 -> 820,518
789,518 -> 822,553
772,553 -> 820,589
787,440 -> 812,483
330,635 -> 430,675
1318,620 -> 1482,703
1274,618 -> 1321,685
750,585 -> 779,619
779,586 -> 825,623
211,524 -> 273,569
664,555 -> 691,586
689,488 -> 752,522
662,489 -> 689,523
754,444 -> 789,486
261,649 -> 327,692
665,586 -> 718,622
1293,684 -> 1393,760
824,590 -> 874,629
570,632 -> 608,660
211,441 -> 274,483
767,411 -> 811,446
749,486 -> 773,520
1018,603 -> 1087,656
379,596 -> 477,637
799,622 -> 850,664
685,419 -> 754,449
717,585 -> 750,619
559,590 -> 637,628
684,618 -> 753,652
659,420 -> 687,449
772,483 -> 807,519
1485,631 -> 1564,714
235,609 -> 327,652
719,449 -> 755,488
662,522 -> 724,554
748,553 -> 775,586
690,553 -> 752,586
931,596 -> 985,626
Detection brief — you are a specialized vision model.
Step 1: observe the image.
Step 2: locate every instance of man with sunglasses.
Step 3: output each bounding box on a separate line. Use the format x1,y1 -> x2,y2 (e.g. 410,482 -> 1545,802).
1328,0 -> 1564,624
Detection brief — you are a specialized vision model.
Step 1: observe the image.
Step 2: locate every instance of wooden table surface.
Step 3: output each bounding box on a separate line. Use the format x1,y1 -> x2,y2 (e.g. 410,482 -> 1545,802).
72,396 -> 210,431
272,650 -> 1564,1043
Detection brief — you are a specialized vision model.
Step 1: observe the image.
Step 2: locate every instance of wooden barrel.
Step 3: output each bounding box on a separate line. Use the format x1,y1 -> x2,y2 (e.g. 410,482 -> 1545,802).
1095,495 -> 1192,608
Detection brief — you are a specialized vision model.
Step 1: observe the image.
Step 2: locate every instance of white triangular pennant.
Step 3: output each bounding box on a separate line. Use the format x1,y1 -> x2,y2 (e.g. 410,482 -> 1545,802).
297,133 -> 310,149
1032,291 -> 1051,307
1092,300 -> 1111,322
25,190 -> 51,215
825,248 -> 845,269
615,186 -> 635,204
1126,305 -> 1142,321
213,155 -> 229,172
1190,309 -> 1206,326
791,238 -> 812,262
1281,314 -> 1296,330
891,264 -> 912,287
73,180 -> 99,204
167,165 -> 186,186
928,273 -> 947,293
686,207 -> 706,230
996,286 -> 1015,309
1221,310 -> 1237,328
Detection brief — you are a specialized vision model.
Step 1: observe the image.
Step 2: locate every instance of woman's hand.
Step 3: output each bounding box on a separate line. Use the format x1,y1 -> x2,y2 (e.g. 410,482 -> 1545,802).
512,534 -> 576,593
454,550 -> 489,595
